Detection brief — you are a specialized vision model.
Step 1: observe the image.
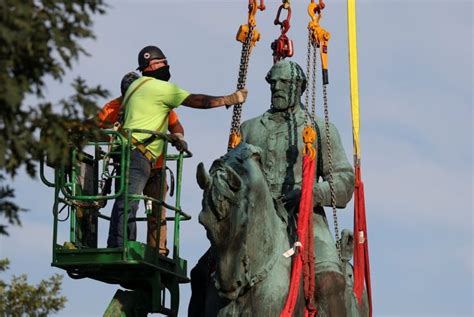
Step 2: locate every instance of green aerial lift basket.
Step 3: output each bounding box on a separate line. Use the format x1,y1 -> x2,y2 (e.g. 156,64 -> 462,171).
40,129 -> 192,316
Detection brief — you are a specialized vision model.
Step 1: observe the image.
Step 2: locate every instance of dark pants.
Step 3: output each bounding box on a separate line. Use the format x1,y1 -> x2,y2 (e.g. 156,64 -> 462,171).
107,150 -> 151,248
188,249 -> 212,317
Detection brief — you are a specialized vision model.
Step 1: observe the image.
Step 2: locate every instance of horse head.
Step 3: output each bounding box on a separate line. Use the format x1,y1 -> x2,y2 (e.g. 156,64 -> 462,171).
197,143 -> 286,300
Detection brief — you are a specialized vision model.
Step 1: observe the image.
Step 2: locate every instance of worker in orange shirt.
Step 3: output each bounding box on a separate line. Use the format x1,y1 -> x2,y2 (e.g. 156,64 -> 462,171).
98,72 -> 185,256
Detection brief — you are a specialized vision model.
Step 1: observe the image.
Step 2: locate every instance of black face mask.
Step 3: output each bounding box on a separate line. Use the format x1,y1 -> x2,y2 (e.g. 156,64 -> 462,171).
143,65 -> 171,81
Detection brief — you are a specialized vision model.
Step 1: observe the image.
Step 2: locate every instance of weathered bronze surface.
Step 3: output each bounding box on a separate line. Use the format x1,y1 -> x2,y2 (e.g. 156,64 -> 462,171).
190,60 -> 368,316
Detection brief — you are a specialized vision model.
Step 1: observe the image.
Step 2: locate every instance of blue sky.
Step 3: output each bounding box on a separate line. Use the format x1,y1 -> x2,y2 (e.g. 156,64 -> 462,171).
1,0 -> 472,316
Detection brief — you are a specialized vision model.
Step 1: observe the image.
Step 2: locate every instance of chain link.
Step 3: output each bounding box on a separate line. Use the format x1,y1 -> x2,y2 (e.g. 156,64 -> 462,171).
311,42 -> 317,121
322,84 -> 341,258
306,21 -> 341,259
229,24 -> 254,141
304,31 -> 312,126
304,31 -> 318,126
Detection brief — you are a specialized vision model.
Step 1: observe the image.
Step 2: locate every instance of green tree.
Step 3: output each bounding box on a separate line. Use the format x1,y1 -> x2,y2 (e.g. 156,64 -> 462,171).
0,258 -> 67,316
0,0 -> 109,234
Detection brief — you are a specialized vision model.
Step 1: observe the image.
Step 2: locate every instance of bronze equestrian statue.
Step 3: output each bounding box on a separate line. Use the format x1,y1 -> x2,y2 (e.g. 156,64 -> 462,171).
190,60 -> 368,316
196,144 -> 305,316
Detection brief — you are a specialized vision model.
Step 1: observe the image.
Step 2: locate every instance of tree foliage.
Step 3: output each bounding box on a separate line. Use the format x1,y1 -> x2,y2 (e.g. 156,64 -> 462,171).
0,175 -> 25,235
0,258 -> 67,316
0,0 -> 109,234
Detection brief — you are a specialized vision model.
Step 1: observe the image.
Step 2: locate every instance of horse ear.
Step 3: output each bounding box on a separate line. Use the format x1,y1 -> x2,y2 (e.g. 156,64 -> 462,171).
226,167 -> 242,192
196,162 -> 211,190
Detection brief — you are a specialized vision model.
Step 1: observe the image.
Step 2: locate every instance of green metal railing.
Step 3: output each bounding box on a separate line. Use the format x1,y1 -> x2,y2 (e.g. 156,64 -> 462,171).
40,128 -> 192,315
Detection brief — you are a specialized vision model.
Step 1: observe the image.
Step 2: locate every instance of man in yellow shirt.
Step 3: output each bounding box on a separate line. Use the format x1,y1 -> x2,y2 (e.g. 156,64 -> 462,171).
107,45 -> 247,248
99,72 -> 185,255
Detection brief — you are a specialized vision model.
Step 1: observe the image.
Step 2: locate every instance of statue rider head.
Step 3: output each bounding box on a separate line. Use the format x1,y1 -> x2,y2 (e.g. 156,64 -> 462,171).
266,60 -> 307,111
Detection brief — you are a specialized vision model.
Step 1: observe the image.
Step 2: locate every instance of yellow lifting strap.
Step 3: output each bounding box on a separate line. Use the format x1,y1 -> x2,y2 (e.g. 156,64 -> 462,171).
347,0 -> 361,163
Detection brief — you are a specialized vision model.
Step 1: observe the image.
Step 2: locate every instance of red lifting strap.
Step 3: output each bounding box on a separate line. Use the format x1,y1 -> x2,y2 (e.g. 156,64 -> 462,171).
353,165 -> 373,317
280,154 -> 317,317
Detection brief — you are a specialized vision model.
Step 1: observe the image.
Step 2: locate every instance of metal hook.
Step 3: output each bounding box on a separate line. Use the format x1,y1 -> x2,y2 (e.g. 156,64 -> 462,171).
308,0 -> 325,23
274,3 -> 292,35
248,0 -> 266,26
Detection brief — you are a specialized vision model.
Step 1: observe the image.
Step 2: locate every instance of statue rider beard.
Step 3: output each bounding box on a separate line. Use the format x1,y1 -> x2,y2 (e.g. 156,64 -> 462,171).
271,81 -> 303,112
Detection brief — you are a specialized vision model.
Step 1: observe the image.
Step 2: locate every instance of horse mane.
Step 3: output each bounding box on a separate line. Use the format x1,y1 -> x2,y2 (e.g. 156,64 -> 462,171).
216,143 -> 263,170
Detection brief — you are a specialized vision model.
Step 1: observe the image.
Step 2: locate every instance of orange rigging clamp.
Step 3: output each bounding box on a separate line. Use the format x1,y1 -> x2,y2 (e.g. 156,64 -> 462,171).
308,0 -> 330,84
228,132 -> 242,150
271,0 -> 294,63
302,125 -> 317,160
236,0 -> 266,49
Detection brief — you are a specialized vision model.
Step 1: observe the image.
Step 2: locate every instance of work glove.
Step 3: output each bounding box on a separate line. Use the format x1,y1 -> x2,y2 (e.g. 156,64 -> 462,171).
223,88 -> 248,108
173,139 -> 188,152
168,134 -> 188,152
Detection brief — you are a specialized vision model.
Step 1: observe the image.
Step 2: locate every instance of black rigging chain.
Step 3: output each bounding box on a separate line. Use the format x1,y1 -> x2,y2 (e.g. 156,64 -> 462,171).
311,44 -> 317,120
323,84 -> 341,258
303,32 -> 318,126
228,24 -> 255,152
304,31 -> 313,125
306,23 -> 341,259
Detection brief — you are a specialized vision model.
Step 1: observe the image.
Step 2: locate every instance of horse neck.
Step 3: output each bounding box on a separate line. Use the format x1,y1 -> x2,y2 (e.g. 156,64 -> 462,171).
243,183 -> 288,280
231,185 -> 293,308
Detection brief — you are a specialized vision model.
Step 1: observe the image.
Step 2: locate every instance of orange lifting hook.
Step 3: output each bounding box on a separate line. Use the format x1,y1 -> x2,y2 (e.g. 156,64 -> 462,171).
236,0 -> 266,48
308,0 -> 325,21
302,126 -> 317,160
228,132 -> 242,150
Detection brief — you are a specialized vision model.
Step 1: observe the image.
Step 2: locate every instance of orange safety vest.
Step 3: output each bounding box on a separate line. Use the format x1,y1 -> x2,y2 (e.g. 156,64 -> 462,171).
97,97 -> 180,169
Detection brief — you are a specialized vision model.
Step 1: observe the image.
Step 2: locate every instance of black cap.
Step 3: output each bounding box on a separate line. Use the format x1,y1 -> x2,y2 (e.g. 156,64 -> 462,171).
137,45 -> 166,71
